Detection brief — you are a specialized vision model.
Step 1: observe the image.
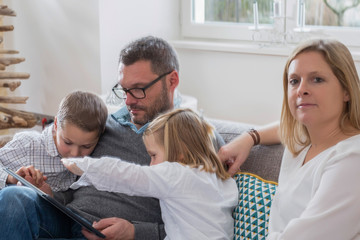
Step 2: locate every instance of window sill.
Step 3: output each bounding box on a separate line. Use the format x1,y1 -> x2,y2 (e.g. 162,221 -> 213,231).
171,39 -> 360,62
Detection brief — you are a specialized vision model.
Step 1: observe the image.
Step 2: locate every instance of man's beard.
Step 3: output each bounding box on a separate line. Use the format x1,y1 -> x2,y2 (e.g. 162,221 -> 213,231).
129,82 -> 171,126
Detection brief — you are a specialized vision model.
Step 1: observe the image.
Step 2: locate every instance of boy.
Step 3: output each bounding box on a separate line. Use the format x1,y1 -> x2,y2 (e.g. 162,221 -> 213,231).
0,90 -> 108,195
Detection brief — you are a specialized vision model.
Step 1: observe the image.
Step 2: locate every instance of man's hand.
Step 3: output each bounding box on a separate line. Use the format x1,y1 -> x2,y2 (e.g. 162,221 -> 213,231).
82,217 -> 135,240
218,132 -> 254,176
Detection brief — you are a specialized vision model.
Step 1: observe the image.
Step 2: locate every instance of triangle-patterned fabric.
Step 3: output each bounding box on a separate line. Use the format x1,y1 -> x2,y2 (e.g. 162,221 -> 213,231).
233,172 -> 277,240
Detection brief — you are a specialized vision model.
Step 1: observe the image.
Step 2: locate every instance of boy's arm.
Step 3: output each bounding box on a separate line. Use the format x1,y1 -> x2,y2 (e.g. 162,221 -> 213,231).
0,133 -> 28,188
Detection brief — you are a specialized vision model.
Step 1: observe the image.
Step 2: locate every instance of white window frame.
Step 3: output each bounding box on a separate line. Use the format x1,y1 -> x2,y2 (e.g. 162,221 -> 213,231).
181,0 -> 254,41
181,0 -> 360,48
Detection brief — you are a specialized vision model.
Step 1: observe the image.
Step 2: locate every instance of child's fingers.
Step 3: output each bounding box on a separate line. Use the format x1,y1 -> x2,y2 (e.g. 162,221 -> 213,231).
61,159 -> 84,176
15,166 -> 30,177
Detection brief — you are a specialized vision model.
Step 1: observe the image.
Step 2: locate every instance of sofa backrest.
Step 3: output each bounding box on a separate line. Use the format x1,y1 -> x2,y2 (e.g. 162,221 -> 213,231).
208,118 -> 284,182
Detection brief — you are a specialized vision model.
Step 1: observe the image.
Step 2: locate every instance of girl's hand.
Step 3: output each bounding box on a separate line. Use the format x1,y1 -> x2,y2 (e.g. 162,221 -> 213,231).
61,159 -> 84,176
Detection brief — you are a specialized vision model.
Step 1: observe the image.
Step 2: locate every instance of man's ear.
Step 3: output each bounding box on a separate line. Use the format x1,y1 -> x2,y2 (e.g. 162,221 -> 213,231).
168,70 -> 179,91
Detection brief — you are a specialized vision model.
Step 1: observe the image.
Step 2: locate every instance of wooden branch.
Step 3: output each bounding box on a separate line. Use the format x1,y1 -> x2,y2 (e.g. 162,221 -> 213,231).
0,81 -> 21,91
0,135 -> 13,148
0,25 -> 14,32
0,57 -> 25,66
0,50 -> 19,54
0,72 -> 30,79
0,58 -> 25,70
0,96 -> 28,104
0,5 -> 16,16
0,106 -> 37,129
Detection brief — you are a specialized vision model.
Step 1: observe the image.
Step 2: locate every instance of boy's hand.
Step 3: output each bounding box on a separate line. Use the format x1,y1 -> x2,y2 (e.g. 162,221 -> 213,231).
6,165 -> 47,186
61,159 -> 84,176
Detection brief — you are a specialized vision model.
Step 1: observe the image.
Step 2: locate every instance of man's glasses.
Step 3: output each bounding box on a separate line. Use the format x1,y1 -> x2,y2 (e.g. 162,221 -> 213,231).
112,71 -> 172,100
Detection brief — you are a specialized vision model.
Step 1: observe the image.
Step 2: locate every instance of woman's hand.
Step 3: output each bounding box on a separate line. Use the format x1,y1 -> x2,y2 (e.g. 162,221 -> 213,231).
218,132 -> 254,176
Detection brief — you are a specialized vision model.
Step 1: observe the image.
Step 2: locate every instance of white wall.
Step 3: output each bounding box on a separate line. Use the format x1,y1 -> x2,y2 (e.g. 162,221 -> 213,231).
2,1 -> 359,125
98,0 -> 180,97
2,0 -> 101,116
97,0 -> 283,124
176,48 -> 285,124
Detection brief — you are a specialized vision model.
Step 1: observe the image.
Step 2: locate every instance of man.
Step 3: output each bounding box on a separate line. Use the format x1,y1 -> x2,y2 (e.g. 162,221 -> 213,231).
0,36 -> 224,239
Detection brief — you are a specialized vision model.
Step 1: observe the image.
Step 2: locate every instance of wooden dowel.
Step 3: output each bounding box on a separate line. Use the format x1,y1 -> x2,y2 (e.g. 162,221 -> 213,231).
0,96 -> 28,104
0,106 -> 37,129
0,81 -> 21,91
0,5 -> 16,16
0,50 -> 19,54
0,25 -> 14,31
0,72 -> 30,79
0,57 -> 25,66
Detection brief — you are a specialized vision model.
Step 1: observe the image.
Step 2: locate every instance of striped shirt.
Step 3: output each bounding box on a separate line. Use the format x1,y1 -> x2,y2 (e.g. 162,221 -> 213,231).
0,125 -> 77,192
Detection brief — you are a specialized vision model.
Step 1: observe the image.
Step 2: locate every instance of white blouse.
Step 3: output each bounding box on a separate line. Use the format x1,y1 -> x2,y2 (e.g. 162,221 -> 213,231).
268,134 -> 360,240
69,157 -> 238,240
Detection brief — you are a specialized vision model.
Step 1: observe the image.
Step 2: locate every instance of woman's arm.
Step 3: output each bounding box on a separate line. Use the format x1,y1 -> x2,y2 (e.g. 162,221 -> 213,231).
218,122 -> 281,176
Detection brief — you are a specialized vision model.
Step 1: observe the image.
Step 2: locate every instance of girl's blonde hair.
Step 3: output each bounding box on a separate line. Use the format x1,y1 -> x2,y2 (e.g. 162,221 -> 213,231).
144,108 -> 230,180
280,39 -> 360,156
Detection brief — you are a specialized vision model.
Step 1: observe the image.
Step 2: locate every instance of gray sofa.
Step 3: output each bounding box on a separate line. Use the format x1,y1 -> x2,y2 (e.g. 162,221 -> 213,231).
208,118 -> 284,182
208,118 -> 284,239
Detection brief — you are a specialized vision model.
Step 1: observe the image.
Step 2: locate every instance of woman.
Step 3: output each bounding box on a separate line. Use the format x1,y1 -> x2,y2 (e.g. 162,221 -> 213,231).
219,39 -> 360,239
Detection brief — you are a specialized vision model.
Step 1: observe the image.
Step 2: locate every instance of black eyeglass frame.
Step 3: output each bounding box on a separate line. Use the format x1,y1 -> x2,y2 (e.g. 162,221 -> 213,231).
112,70 -> 173,100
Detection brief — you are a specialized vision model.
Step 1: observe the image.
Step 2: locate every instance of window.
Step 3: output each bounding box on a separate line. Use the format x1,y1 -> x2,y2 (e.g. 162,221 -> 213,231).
305,0 -> 360,27
181,0 -> 360,47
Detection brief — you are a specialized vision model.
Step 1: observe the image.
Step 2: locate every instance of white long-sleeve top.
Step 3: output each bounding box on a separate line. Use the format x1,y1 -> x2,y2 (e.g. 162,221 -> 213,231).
69,157 -> 238,240
267,134 -> 360,240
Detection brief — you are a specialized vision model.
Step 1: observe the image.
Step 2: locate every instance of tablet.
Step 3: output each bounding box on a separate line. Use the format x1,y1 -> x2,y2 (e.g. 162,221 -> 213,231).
3,167 -> 106,239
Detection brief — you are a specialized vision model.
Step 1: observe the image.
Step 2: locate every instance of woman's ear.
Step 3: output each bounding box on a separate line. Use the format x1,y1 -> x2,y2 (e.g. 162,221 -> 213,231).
343,91 -> 350,102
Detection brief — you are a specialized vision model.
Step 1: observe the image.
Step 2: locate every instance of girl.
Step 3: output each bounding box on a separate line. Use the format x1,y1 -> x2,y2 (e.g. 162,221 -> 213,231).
63,108 -> 238,239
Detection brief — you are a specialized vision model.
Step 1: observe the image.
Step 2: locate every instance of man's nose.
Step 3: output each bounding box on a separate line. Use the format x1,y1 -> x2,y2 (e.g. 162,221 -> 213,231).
125,93 -> 138,105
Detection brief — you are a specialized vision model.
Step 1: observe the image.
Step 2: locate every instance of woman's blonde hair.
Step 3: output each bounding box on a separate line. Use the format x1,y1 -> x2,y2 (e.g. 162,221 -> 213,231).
144,108 -> 230,180
280,39 -> 360,156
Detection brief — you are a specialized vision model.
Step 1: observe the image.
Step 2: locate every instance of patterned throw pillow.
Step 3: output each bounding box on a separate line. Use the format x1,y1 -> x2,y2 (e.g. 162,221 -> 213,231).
233,172 -> 277,240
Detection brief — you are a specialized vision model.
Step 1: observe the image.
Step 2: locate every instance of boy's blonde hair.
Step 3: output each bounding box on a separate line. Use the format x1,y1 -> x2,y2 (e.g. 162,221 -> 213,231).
280,39 -> 360,156
144,108 -> 230,180
57,90 -> 108,136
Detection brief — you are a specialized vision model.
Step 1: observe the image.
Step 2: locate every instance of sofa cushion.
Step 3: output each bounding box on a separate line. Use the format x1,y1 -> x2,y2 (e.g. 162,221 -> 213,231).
233,172 -> 277,240
208,118 -> 284,182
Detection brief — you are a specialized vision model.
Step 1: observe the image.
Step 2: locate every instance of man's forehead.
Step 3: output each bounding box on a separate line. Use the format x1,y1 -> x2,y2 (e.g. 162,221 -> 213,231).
118,62 -> 156,86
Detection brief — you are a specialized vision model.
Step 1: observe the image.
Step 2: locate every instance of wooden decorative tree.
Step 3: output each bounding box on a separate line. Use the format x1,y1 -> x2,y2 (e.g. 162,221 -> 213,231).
0,5 -> 37,147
